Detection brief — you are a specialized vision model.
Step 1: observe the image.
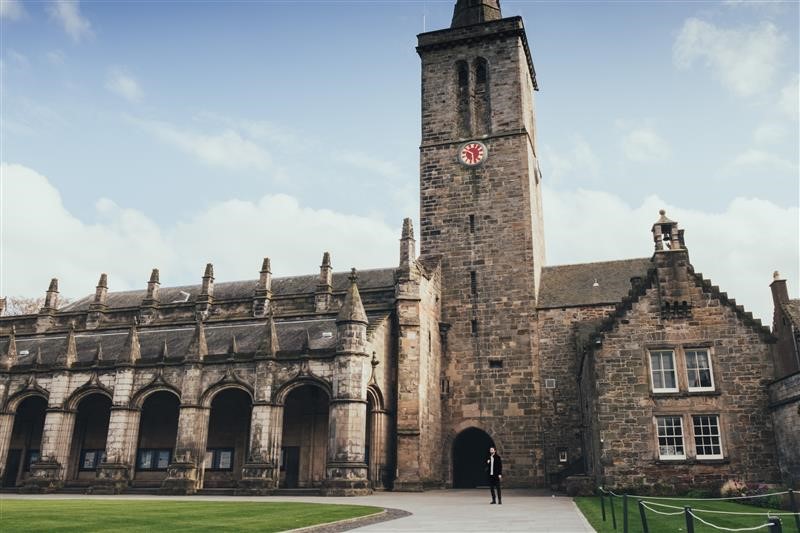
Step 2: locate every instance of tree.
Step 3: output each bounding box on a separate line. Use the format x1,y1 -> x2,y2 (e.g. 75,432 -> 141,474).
1,296 -> 72,316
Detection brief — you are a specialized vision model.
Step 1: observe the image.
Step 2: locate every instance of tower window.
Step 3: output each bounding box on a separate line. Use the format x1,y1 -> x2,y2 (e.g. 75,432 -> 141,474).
469,214 -> 475,233
471,320 -> 478,336
470,271 -> 477,296
488,359 -> 503,369
458,61 -> 469,87
475,61 -> 487,84
474,57 -> 491,135
457,60 -> 471,137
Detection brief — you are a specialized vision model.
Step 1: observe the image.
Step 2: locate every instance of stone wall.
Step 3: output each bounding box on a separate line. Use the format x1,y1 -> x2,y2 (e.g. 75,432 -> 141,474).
589,279 -> 779,490
768,371 -> 800,487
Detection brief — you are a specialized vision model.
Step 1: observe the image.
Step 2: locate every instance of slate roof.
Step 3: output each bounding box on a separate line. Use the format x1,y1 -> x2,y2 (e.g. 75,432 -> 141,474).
783,300 -> 800,328
0,313 -> 400,366
537,258 -> 653,309
62,268 -> 397,312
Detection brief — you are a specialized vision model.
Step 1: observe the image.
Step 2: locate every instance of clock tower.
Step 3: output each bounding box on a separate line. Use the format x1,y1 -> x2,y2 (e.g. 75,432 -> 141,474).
417,0 -> 546,486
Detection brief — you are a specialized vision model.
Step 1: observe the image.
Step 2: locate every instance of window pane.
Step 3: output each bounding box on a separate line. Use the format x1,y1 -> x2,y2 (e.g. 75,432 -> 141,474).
138,450 -> 153,469
82,451 -> 96,469
651,351 -> 677,391
157,451 -> 170,469
218,450 -> 232,470
693,415 -> 722,458
656,416 -> 684,458
687,350 -> 713,389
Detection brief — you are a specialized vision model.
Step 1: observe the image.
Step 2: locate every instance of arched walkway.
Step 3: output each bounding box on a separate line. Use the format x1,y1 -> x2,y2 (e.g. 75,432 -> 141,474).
280,385 -> 329,488
203,388 -> 251,488
134,391 -> 180,486
68,393 -> 112,483
2,396 -> 47,487
452,427 -> 495,488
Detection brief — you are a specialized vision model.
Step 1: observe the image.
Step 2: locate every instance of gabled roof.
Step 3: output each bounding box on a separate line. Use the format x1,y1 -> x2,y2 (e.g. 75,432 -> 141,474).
781,299 -> 800,329
537,258 -> 652,309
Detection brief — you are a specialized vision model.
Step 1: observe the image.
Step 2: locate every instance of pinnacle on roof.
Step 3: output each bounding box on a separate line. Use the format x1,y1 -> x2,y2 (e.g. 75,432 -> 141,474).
337,268 -> 368,324
451,0 -> 502,28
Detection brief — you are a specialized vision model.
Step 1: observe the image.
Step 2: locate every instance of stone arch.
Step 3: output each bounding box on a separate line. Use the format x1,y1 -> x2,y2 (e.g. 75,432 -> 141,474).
274,376 -> 332,406
199,381 -> 254,409
130,383 -> 181,409
444,421 -> 501,489
64,381 -> 113,411
5,388 -> 48,414
366,385 -> 384,411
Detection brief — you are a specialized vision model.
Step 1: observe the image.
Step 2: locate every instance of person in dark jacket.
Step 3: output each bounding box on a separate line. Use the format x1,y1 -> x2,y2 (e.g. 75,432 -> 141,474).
486,446 -> 502,504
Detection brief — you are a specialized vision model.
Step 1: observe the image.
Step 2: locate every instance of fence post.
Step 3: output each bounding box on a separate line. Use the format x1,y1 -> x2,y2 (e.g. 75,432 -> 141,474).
600,493 -> 606,522
623,494 -> 629,533
789,489 -> 799,532
610,494 -> 617,530
767,517 -> 782,533
684,506 -> 694,533
637,499 -> 649,533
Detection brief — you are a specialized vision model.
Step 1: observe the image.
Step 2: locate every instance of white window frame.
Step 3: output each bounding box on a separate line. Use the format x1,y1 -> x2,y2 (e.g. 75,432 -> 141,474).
649,350 -> 679,393
692,415 -> 723,459
655,415 -> 686,460
685,349 -> 715,392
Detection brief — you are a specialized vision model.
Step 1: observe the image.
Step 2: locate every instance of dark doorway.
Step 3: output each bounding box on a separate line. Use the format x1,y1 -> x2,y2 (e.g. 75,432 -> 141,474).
280,385 -> 329,488
452,427 -> 495,488
69,393 -> 112,482
204,388 -> 252,488
3,395 -> 47,487
134,391 -> 180,485
3,450 -> 21,487
282,446 -> 300,488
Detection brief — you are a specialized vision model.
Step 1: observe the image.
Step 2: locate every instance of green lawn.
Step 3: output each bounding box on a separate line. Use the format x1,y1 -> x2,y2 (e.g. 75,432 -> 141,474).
0,499 -> 382,532
575,496 -> 799,533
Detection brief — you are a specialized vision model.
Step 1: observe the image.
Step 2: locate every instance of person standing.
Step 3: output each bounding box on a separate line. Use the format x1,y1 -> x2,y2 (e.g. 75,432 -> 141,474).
486,446 -> 502,504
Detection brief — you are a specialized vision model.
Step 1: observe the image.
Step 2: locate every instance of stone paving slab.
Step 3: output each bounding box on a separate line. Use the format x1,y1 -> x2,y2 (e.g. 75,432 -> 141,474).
0,489 -> 595,533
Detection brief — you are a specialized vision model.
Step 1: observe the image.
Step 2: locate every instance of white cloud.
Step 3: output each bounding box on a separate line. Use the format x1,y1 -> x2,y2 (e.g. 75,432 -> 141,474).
542,185 -> 799,324
46,50 -> 66,66
726,148 -> 798,175
540,136 -> 599,184
47,0 -> 93,42
0,0 -> 25,20
753,123 -> 787,145
0,163 -> 399,302
337,152 -> 406,179
778,75 -> 799,120
673,18 -> 786,97
105,67 -> 144,103
129,117 -> 273,172
7,49 -> 29,68
621,127 -> 671,162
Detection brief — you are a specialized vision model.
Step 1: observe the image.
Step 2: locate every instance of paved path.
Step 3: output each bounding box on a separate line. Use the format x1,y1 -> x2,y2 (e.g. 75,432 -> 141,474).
1,489 -> 595,532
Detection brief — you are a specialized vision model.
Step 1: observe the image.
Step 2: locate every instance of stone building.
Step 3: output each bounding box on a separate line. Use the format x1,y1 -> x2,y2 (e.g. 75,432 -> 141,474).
768,274 -> 800,487
0,0 -> 793,494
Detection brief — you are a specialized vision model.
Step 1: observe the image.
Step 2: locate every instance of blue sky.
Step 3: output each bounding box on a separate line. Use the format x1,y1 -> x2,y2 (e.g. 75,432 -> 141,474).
1,0 -> 798,324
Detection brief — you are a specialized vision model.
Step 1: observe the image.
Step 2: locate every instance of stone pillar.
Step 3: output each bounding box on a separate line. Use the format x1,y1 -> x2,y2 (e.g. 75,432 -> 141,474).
161,365 -> 208,494
25,407 -> 75,492
93,368 -> 139,494
238,360 -> 278,494
24,373 -> 73,492
394,259 -> 424,491
322,270 -> 371,496
0,410 -> 15,483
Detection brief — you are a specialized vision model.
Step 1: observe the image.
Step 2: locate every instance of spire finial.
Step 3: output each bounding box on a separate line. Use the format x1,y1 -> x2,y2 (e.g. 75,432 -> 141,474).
349,267 -> 358,283
337,268 -> 368,324
451,0 -> 502,28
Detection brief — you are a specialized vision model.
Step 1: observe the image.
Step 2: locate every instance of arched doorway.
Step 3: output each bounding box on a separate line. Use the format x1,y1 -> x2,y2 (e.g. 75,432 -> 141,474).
134,391 -> 179,487
452,427 -> 495,488
204,388 -> 251,488
68,393 -> 112,483
280,385 -> 329,488
3,396 -> 47,487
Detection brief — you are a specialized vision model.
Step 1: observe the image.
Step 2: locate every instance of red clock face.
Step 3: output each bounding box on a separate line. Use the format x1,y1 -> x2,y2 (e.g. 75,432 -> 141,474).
459,142 -> 487,166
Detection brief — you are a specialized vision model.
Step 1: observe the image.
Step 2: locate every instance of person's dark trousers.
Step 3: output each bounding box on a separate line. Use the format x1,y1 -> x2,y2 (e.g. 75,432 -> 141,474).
489,475 -> 502,504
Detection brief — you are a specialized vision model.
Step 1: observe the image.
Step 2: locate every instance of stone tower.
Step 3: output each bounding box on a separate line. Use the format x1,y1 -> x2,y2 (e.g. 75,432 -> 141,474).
417,0 -> 545,486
